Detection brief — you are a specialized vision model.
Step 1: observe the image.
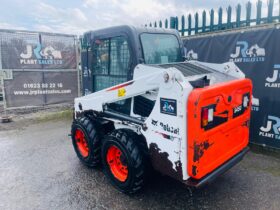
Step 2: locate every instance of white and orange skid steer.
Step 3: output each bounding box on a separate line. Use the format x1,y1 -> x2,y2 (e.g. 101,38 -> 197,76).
71,61 -> 252,194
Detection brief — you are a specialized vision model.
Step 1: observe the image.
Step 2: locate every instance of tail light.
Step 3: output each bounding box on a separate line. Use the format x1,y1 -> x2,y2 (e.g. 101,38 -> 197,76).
202,108 -> 208,127
201,106 -> 214,128
201,93 -> 250,129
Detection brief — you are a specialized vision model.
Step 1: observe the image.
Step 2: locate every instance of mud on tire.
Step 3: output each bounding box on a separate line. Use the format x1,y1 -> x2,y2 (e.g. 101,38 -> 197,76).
101,129 -> 146,194
71,117 -> 101,167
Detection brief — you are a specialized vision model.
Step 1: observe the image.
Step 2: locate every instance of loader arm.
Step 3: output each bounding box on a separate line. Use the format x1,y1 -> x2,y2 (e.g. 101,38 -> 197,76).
74,64 -> 186,116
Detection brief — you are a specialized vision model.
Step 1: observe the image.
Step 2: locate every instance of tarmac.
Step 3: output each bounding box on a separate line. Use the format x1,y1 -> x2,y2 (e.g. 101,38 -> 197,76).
0,113 -> 280,210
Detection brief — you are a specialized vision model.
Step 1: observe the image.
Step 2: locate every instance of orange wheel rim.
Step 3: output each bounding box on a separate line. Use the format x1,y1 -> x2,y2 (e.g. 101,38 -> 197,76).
74,128 -> 89,158
106,145 -> 128,182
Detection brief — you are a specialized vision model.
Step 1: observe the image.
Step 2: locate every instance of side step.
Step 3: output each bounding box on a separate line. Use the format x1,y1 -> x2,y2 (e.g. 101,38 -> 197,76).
184,147 -> 249,188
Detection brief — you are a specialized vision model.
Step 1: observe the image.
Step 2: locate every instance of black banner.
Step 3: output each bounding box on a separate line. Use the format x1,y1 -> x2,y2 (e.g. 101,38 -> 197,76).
183,28 -> 280,149
1,31 -> 77,69
4,71 -> 78,107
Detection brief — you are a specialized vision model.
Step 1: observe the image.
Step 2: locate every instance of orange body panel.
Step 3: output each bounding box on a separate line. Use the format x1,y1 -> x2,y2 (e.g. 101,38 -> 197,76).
187,79 -> 252,179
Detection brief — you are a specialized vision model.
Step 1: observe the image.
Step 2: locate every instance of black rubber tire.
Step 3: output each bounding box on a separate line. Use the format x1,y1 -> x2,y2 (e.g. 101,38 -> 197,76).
101,129 -> 146,194
71,117 -> 101,167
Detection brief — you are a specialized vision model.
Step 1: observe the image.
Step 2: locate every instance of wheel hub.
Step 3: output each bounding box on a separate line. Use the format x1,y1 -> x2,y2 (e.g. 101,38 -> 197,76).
106,145 -> 128,182
74,129 -> 89,158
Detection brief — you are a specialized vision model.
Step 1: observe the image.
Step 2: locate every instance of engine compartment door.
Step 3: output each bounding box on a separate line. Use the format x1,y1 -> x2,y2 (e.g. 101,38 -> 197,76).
187,79 -> 252,179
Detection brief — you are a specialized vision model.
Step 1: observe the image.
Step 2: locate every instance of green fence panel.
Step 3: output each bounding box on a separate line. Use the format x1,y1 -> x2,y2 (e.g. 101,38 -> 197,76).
147,0 -> 280,36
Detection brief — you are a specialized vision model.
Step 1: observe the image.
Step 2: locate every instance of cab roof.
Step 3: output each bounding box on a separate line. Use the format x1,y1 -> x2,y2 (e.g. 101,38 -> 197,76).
84,25 -> 180,39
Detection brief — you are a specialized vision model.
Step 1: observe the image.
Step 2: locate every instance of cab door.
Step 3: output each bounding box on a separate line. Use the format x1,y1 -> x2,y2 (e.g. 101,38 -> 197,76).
91,35 -> 134,114
91,35 -> 132,92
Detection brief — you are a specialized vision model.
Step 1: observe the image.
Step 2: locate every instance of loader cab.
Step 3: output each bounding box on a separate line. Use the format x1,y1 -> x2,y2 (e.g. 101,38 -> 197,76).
81,25 -> 184,95
81,25 -> 183,114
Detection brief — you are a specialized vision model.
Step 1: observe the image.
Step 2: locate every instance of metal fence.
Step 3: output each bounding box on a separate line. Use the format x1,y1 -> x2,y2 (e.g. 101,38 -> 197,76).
147,0 -> 280,36
0,29 -> 79,109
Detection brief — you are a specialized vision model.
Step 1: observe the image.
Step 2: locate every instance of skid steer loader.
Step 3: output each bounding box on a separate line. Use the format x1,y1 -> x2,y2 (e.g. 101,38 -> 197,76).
71,26 -> 252,194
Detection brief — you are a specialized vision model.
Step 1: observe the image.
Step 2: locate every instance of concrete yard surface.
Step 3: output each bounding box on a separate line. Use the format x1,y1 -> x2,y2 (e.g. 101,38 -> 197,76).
0,115 -> 280,210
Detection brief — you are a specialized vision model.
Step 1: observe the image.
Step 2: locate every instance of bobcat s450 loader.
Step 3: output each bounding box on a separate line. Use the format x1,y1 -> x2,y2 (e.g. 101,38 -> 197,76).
71,60 -> 252,194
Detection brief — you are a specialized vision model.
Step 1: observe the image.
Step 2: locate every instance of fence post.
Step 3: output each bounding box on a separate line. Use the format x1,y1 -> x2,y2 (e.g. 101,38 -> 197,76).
76,37 -> 81,97
175,16 -> 179,30
195,13 -> 199,34
256,0 -> 262,25
0,38 -> 2,70
246,1 -> 252,26
236,4 -> 241,27
202,10 -> 206,32
170,17 -> 176,29
210,9 -> 214,31
0,35 -> 2,97
159,20 -> 162,28
188,14 -> 192,35
165,19 -> 168,28
227,6 -> 232,29
218,7 -> 223,30
267,0 -> 274,23
1,76 -> 7,111
181,15 -> 185,36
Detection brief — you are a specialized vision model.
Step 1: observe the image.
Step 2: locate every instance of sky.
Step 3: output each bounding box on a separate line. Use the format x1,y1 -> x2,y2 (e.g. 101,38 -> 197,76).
0,0 -> 279,35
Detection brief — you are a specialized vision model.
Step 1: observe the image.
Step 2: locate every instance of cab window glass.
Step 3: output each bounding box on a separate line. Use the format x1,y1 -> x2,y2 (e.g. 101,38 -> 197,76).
93,39 -> 109,75
110,37 -> 130,76
92,36 -> 131,91
140,33 -> 182,64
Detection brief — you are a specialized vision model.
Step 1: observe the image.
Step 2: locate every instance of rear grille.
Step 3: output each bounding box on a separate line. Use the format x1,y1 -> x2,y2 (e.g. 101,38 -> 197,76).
157,62 -> 211,77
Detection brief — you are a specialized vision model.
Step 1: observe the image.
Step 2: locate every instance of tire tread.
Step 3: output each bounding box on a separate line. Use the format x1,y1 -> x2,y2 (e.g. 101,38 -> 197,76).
71,117 -> 101,167
102,129 -> 146,194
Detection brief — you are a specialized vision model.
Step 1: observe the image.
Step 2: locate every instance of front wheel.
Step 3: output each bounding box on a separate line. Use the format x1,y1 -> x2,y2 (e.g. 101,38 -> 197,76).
101,129 -> 146,194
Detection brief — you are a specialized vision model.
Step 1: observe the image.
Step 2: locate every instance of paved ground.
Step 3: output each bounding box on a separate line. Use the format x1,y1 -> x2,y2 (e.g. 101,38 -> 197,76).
0,116 -> 280,210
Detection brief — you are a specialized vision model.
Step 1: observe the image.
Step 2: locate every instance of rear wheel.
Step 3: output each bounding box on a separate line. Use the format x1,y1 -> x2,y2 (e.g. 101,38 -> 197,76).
71,117 -> 101,167
101,129 -> 146,194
